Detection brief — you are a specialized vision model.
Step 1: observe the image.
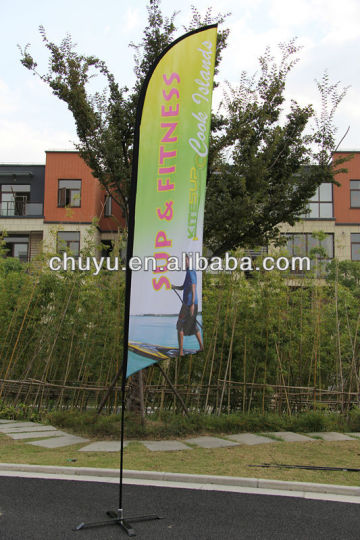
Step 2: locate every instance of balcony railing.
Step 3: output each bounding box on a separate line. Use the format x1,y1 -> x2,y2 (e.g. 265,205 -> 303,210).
0,201 -> 43,217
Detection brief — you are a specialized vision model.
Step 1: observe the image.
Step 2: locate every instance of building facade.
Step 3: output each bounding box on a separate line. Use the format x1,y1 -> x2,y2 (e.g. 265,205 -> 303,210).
0,163 -> 45,262
0,151 -> 124,262
279,151 -> 360,270
1,149 -> 360,266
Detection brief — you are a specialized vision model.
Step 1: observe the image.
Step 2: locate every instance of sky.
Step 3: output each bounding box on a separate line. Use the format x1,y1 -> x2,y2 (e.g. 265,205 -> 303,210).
1,0 -> 360,163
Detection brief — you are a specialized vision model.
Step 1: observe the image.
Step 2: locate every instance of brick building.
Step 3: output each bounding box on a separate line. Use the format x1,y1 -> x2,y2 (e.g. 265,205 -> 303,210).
0,151 -> 124,261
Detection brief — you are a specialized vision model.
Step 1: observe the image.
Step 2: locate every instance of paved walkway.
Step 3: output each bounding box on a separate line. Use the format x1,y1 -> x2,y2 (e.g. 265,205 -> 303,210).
1,419 -> 360,452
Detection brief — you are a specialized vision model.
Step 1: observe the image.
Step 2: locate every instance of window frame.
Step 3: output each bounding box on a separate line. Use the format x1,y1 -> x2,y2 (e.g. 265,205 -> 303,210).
350,180 -> 360,209
104,195 -> 112,217
0,184 -> 31,216
284,232 -> 334,276
3,235 -> 29,262
351,233 -> 360,261
57,231 -> 80,256
57,179 -> 82,208
302,183 -> 334,219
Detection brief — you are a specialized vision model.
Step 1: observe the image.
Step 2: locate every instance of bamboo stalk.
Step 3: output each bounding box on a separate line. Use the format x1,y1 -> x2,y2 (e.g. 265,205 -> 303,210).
247,361 -> 258,412
196,297 -> 222,410
218,307 -> 237,415
215,295 -> 231,411
204,321 -> 219,413
57,297 -> 82,408
35,282 -> 77,409
0,280 -> 29,379
174,357 -> 178,412
262,327 -> 268,414
275,342 -> 291,416
242,335 -> 247,413
0,280 -> 38,399
335,262 -> 344,412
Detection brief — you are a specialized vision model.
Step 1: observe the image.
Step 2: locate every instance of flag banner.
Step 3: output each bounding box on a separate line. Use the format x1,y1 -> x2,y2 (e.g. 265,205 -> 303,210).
125,25 -> 217,378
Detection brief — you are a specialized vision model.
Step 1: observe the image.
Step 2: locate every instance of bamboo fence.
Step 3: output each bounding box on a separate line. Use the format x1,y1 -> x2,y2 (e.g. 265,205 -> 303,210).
1,377 -> 359,414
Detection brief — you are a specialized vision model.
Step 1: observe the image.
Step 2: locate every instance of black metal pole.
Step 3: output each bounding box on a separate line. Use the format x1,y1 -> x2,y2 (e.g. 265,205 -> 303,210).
118,374 -> 127,515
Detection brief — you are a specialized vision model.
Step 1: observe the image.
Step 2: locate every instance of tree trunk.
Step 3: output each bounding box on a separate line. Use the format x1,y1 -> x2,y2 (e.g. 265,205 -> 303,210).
126,371 -> 145,423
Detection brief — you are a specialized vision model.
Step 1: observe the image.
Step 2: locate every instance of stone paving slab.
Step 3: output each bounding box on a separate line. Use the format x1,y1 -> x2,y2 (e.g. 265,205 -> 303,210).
79,441 -> 129,452
185,436 -> 238,449
0,422 -> 41,431
0,420 -> 14,424
27,435 -> 89,448
141,440 -> 192,452
307,432 -> 354,441
8,431 -> 67,440
264,432 -> 314,442
227,433 -> 275,445
346,433 -> 360,439
0,426 -> 57,434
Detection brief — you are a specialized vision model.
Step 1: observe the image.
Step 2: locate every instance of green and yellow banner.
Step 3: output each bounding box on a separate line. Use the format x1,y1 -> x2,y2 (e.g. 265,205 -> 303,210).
125,25 -> 217,378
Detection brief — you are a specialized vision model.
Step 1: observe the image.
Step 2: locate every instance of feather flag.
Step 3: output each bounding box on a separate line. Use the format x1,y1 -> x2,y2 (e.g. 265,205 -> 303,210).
124,25 -> 217,378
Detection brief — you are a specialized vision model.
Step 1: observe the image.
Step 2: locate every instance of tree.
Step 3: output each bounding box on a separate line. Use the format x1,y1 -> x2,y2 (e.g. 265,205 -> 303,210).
204,41 -> 350,255
19,2 -> 229,227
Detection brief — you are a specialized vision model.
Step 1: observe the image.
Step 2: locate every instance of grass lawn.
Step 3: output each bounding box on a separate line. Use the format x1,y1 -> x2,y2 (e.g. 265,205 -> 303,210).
2,432 -> 360,487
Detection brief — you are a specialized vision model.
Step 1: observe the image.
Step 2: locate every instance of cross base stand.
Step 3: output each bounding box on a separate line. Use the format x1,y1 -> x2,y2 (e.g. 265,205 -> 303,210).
75,508 -> 161,536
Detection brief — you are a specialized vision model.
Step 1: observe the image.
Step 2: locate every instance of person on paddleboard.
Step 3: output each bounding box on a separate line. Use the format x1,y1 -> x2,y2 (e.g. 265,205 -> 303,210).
171,254 -> 204,356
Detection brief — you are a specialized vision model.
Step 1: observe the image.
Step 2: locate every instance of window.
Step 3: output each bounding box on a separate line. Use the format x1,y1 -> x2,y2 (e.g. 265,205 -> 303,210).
58,180 -> 81,207
351,234 -> 360,260
284,233 -> 334,276
57,232 -> 80,256
0,184 -> 30,216
350,181 -> 360,208
4,236 -> 29,262
302,183 -> 333,218
104,195 -> 112,217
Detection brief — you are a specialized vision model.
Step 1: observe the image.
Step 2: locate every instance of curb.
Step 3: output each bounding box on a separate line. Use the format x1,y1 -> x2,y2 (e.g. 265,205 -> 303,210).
0,463 -> 359,497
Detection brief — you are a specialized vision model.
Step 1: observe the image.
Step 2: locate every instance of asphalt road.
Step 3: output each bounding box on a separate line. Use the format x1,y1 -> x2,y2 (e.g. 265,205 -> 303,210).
0,476 -> 359,539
